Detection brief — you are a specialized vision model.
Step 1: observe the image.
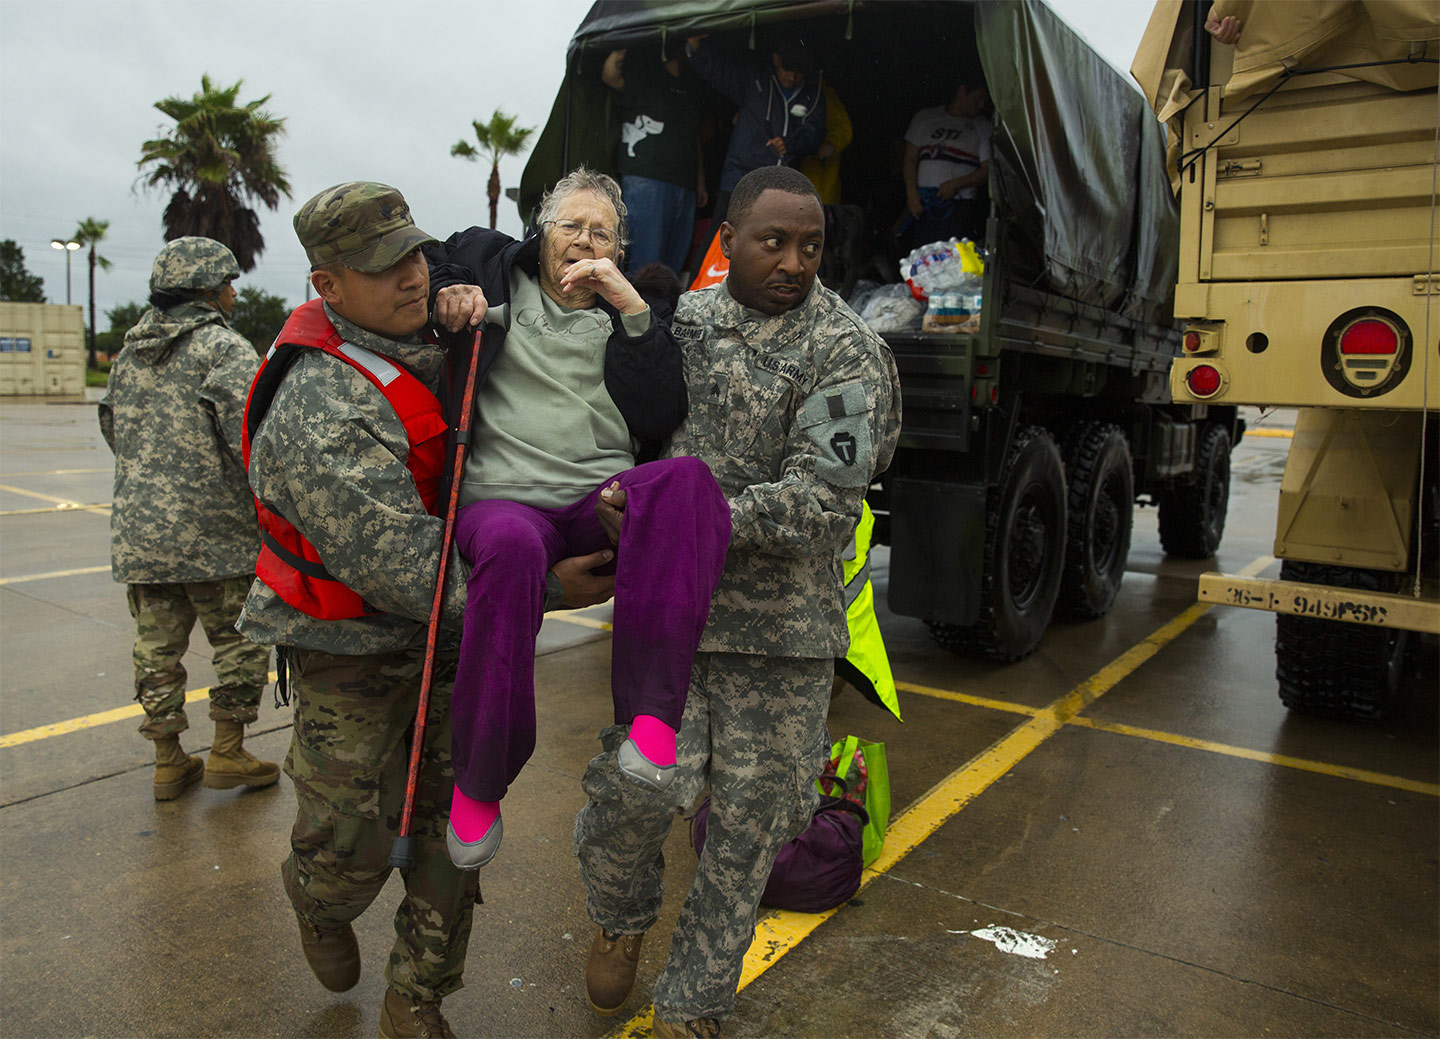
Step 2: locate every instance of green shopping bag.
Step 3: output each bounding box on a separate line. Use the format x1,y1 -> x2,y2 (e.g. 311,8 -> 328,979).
820,735 -> 890,867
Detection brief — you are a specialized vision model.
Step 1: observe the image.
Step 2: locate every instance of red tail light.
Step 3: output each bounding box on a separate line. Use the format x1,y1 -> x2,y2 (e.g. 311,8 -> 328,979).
1339,319 -> 1399,356
1186,364 -> 1223,398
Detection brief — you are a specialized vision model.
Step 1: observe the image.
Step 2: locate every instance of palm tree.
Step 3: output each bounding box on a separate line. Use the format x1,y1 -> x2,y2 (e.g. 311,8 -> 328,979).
452,110 -> 536,230
137,74 -> 291,272
71,218 -> 111,370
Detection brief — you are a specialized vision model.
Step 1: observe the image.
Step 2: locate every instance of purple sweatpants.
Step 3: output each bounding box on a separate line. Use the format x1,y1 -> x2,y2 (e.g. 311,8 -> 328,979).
451,456 -> 731,801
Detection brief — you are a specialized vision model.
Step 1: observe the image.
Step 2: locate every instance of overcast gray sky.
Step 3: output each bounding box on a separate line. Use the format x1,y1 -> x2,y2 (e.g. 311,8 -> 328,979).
0,0 -> 1154,323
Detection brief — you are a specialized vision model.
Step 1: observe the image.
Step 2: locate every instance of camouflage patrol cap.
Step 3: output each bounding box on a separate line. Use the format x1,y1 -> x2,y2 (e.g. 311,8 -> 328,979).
294,181 -> 436,272
148,237 -> 240,296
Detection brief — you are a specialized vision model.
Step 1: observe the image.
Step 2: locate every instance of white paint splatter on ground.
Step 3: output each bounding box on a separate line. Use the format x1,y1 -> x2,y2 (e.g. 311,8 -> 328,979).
968,925 -> 1057,959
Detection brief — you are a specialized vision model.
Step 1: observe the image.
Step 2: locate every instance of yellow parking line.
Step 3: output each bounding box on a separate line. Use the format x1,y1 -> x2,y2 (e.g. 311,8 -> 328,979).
0,564 -> 111,586
0,468 -> 109,477
610,597 -> 1218,1038
1067,716 -> 1439,797
0,482 -> 110,518
893,681 -> 1042,719
895,559 -> 1432,798
1,689 -> 211,748
898,684 -> 1438,798
1240,555 -> 1277,578
1247,428 -> 1294,438
0,503 -> 112,517
0,483 -> 106,509
0,672 -> 281,749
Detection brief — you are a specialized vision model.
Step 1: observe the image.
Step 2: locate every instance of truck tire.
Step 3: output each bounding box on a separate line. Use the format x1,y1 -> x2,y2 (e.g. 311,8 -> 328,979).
927,426 -> 1066,660
1158,424 -> 1231,559
1275,560 -> 1408,721
1060,423 -> 1133,619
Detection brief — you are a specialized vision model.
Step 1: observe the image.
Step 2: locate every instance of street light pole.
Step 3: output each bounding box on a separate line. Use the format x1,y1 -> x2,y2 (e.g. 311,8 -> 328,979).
50,239 -> 80,305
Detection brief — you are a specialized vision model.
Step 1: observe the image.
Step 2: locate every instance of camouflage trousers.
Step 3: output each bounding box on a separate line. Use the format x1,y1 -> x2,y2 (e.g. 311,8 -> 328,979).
280,646 -> 480,1003
125,578 -> 271,740
574,652 -> 831,1022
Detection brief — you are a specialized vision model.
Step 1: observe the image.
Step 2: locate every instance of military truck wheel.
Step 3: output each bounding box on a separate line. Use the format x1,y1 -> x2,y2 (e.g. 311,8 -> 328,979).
1158,424 -> 1231,559
1275,561 -> 1408,721
1060,423 -> 1133,619
927,426 -> 1066,661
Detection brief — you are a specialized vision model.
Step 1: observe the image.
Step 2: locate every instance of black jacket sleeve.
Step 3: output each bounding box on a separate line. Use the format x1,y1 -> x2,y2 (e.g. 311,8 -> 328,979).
424,226 -> 521,303
599,289 -> 686,445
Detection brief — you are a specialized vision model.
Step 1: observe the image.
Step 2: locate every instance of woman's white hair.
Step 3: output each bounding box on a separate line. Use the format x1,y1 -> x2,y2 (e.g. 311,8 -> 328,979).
536,165 -> 629,251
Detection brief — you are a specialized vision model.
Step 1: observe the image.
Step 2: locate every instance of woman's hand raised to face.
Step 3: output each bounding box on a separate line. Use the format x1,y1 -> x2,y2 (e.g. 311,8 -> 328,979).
559,257 -> 647,315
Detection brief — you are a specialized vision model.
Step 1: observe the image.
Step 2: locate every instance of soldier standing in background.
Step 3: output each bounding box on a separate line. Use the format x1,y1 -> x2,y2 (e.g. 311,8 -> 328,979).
98,236 -> 278,802
575,165 -> 902,1038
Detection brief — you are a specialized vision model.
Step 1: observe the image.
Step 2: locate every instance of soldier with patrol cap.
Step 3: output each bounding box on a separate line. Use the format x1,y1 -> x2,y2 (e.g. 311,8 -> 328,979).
238,182 -> 613,1038
99,236 -> 278,802
575,164 -> 902,1038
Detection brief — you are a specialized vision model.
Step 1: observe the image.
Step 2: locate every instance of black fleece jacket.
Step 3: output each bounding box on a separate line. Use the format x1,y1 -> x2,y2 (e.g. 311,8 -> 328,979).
424,227 -> 687,454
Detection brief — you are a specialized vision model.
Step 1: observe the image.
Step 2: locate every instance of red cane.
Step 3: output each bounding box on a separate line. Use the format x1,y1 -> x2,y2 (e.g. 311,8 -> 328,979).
389,305 -> 504,869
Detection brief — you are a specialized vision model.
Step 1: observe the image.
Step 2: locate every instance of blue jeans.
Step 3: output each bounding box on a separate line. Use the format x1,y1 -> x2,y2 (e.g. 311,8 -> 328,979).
622,175 -> 697,274
907,186 -> 988,249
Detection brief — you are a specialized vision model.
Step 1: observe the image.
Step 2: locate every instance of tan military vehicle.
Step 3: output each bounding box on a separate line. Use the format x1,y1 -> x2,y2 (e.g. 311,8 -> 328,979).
1135,0 -> 1440,718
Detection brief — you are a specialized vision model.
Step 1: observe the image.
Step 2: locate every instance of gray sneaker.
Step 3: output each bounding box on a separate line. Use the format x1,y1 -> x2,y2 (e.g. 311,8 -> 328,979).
617,738 -> 676,791
446,814 -> 502,870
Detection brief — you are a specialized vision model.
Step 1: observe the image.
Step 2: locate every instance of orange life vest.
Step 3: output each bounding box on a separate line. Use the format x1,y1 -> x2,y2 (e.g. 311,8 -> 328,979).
242,299 -> 450,620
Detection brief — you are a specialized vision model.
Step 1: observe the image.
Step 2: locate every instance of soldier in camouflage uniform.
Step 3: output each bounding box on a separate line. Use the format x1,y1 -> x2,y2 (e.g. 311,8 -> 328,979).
238,182 -> 613,1039
575,165 -> 902,1037
99,236 -> 278,802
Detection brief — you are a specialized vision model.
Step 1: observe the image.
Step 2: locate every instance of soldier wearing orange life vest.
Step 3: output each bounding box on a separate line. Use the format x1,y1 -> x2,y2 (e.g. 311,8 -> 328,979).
237,182 -> 615,1038
242,297 -> 448,620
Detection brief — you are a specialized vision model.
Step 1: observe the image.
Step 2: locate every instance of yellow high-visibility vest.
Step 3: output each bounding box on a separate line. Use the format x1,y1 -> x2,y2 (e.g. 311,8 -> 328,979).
838,502 -> 901,720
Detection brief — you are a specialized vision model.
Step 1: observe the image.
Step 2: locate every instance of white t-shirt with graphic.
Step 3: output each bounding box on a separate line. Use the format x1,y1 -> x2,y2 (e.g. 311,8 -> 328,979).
904,106 -> 993,199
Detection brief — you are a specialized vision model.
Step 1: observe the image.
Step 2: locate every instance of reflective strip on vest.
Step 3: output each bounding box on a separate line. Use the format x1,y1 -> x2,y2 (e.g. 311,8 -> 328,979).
844,556 -> 872,609
339,342 -> 402,387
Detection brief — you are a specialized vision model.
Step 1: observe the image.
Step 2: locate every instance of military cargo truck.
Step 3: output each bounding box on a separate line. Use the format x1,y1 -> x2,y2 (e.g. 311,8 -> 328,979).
1135,0 -> 1440,718
524,0 -> 1241,661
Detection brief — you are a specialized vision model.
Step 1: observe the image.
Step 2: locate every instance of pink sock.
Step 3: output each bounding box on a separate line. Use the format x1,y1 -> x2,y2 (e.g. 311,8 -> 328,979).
628,714 -> 676,768
449,785 -> 500,843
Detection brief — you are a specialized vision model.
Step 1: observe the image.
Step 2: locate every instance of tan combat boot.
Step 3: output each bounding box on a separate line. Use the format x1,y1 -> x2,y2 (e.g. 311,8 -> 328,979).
296,914 -> 361,992
585,927 -> 644,1015
378,987 -> 455,1038
152,735 -> 204,801
203,719 -> 280,790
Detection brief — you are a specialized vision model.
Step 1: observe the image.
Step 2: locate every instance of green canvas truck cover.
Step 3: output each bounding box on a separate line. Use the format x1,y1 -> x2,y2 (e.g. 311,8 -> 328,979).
521,0 -> 1180,326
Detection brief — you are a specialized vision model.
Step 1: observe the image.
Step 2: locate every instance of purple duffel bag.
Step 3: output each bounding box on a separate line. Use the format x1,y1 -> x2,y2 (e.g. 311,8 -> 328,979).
690,785 -> 869,913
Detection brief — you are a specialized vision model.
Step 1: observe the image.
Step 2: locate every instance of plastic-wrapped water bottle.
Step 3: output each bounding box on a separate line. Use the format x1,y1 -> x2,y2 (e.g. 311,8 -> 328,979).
906,238 -> 988,333
901,238 -> 985,301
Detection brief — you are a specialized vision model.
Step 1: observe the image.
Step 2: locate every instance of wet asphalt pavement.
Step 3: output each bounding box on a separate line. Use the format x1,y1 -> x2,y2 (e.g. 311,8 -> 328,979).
1,398 -> 1435,1038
